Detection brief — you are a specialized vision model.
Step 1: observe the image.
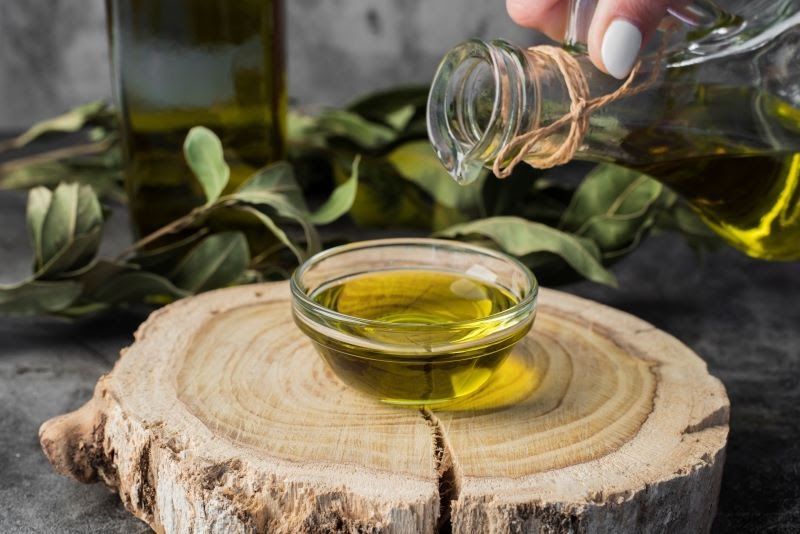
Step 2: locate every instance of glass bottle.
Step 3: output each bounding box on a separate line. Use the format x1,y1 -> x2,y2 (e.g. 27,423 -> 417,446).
427,1 -> 800,260
106,0 -> 286,238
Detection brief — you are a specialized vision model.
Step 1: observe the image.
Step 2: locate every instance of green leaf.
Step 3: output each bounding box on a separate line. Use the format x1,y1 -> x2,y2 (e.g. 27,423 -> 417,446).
184,126 -> 230,204
2,163 -> 125,201
436,216 -> 617,287
384,105 -> 416,131
2,163 -> 78,191
129,230 -> 210,273
481,165 -> 543,218
42,260 -> 188,314
347,86 -> 429,125
232,163 -> 321,256
309,155 -> 360,225
560,165 -> 664,256
0,141 -> 124,200
238,206 -> 304,263
287,110 -> 323,147
39,228 -> 104,279
315,110 -> 398,149
431,204 -> 471,232
342,156 -> 434,229
71,260 -> 132,293
521,176 -> 578,224
26,187 -> 53,266
654,199 -> 722,252
38,183 -> 104,276
3,101 -> 108,150
387,141 -> 483,212
90,271 -> 189,305
171,232 -> 250,293
0,280 -> 82,316
673,205 -> 715,236
236,162 -> 309,211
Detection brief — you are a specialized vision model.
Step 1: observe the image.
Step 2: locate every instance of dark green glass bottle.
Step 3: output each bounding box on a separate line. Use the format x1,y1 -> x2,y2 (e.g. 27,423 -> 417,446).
106,0 -> 286,238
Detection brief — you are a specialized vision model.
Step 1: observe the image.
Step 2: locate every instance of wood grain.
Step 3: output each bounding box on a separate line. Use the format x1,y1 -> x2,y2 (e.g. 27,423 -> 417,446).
39,282 -> 729,533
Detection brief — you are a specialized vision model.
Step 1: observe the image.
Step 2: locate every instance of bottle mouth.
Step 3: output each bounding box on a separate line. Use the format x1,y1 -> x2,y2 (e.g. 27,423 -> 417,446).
427,40 -> 525,185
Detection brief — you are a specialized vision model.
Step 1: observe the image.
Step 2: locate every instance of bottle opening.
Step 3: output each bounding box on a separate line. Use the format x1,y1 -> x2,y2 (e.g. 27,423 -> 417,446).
428,40 -> 528,185
427,41 -> 503,185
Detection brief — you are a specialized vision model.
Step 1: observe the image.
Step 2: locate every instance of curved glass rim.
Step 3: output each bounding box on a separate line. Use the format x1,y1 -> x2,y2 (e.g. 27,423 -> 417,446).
426,39 -> 504,185
290,238 -> 538,331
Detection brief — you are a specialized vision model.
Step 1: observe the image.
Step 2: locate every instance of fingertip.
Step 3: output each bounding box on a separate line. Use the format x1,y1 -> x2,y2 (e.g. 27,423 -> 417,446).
506,0 -> 528,26
588,0 -> 671,78
600,19 -> 642,79
506,0 -> 568,41
506,0 -> 542,27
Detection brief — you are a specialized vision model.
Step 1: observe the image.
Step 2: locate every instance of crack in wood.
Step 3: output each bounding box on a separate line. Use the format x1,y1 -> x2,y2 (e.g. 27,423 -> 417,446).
683,404 -> 730,435
421,408 -> 460,534
135,442 -> 155,520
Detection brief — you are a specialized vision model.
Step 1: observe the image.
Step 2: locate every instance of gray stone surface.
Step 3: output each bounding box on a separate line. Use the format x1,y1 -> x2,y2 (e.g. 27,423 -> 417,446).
0,0 -> 535,130
1,184 -> 799,532
0,190 -> 150,533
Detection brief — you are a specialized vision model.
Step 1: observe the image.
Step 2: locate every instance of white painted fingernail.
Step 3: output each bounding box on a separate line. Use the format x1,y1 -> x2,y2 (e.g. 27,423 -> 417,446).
601,19 -> 642,79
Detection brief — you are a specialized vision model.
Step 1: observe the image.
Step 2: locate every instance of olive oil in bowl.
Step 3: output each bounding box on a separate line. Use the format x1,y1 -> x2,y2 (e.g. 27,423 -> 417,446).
291,240 -> 537,405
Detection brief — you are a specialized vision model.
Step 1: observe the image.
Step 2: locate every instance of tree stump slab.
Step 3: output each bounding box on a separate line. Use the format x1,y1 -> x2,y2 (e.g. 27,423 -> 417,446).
40,282 -> 729,533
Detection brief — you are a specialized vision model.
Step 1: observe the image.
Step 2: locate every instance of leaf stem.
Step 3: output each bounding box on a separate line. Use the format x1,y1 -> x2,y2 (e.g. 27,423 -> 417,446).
0,138 -> 115,175
250,242 -> 288,268
116,198 -> 240,260
0,138 -> 19,154
116,206 -> 209,260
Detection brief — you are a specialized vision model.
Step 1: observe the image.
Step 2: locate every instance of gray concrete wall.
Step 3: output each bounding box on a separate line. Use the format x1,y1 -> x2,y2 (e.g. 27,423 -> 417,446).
0,0 -> 536,130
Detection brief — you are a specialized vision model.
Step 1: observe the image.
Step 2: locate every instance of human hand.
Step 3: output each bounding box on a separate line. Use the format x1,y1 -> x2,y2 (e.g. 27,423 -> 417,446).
507,0 -> 682,79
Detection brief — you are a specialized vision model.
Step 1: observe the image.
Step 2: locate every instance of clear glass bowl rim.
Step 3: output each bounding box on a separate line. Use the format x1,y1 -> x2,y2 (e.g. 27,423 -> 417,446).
290,238 -> 538,332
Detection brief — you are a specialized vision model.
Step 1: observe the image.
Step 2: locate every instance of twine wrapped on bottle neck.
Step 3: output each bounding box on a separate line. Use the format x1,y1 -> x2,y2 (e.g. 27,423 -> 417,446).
491,44 -> 662,179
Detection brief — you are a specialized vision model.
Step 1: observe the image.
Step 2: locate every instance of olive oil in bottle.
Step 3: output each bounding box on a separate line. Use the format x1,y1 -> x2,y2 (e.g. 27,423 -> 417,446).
303,269 -> 531,405
624,88 -> 800,260
637,152 -> 800,260
106,0 -> 286,238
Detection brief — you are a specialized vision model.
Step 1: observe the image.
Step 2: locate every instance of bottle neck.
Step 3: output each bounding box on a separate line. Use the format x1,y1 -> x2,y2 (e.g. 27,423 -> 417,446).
427,41 -> 528,184
428,39 -> 622,184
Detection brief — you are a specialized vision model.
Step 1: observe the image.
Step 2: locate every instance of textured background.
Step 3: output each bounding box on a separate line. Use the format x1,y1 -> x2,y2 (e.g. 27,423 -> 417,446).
0,0 -> 536,130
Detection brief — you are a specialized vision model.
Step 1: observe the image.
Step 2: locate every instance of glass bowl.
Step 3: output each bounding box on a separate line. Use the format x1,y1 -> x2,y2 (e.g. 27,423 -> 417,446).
290,238 -> 537,405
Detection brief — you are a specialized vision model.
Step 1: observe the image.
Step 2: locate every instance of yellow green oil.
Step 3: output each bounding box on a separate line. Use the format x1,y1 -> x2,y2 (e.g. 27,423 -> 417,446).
638,152 -> 800,260
302,269 -> 530,405
622,87 -> 800,260
106,0 -> 286,241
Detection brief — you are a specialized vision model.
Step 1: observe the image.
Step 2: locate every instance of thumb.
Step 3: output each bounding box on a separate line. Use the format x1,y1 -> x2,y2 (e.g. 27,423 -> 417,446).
588,0 -> 677,79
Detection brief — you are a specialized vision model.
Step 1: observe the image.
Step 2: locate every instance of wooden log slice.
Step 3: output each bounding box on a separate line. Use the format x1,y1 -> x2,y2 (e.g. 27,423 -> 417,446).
40,282 -> 729,533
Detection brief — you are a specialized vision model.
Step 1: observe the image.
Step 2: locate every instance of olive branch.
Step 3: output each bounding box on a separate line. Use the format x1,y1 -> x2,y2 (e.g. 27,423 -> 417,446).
0,88 -> 719,317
